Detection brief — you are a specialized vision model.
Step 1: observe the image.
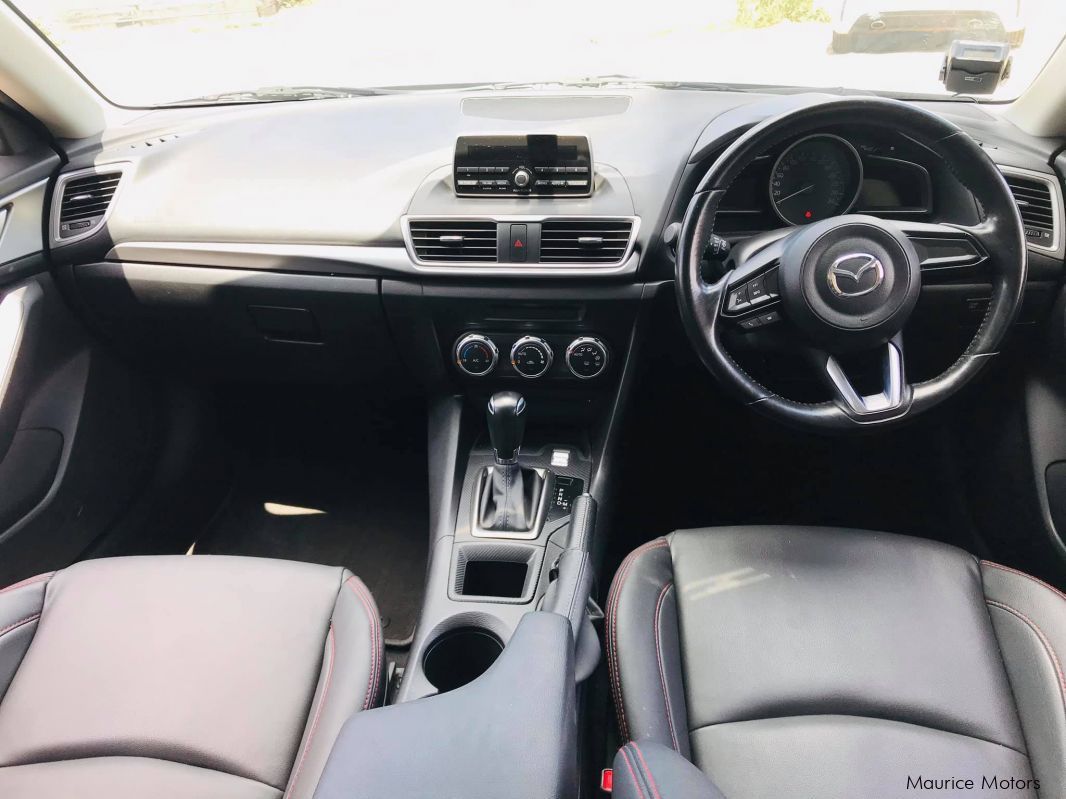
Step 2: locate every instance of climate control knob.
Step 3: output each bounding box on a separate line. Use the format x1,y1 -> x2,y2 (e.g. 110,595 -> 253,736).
565,337 -> 608,379
510,336 -> 553,379
455,333 -> 498,377
512,167 -> 533,190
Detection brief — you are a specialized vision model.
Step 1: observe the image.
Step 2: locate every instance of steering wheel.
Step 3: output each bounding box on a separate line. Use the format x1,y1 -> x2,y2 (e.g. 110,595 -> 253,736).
675,97 -> 1027,431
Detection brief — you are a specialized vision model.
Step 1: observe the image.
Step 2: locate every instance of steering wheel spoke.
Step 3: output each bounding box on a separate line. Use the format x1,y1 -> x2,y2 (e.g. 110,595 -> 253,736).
896,220 -> 990,277
813,334 -> 910,420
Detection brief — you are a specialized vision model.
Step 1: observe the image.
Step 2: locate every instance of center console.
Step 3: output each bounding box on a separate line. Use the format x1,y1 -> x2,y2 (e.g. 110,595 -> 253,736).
396,386 -> 599,701
378,130 -> 651,703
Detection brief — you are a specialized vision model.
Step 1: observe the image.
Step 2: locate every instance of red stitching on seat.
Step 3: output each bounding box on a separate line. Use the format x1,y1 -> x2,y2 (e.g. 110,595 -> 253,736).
0,614 -> 40,638
986,599 -> 1066,716
284,624 -> 335,799
653,583 -> 681,752
606,538 -> 670,742
982,560 -> 1066,603
618,745 -> 647,799
346,576 -> 382,709
0,573 -> 54,595
631,742 -> 664,799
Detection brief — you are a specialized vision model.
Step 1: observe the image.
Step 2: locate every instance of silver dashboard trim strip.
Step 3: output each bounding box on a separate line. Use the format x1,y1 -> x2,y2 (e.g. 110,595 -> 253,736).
105,239 -> 641,278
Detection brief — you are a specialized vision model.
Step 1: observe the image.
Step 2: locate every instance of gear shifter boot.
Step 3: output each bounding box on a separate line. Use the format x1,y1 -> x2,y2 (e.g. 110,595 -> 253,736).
478,463 -> 545,533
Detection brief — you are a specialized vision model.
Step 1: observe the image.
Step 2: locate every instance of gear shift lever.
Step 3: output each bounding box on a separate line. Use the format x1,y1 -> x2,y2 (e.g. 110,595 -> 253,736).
477,391 -> 547,535
487,391 -> 526,464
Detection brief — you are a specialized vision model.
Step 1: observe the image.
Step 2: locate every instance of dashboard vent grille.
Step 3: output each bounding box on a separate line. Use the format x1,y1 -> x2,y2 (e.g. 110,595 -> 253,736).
56,168 -> 125,240
1004,173 -> 1057,249
410,220 -> 498,262
539,219 -> 634,263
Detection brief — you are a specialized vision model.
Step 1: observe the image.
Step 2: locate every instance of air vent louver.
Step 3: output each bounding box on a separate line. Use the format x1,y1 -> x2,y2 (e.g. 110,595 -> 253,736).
57,169 -> 124,240
410,220 -> 498,262
539,219 -> 633,263
1004,173 -> 1057,250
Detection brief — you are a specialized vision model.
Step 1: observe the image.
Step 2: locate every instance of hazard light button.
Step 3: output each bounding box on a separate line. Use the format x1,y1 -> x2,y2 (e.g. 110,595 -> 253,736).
509,224 -> 527,262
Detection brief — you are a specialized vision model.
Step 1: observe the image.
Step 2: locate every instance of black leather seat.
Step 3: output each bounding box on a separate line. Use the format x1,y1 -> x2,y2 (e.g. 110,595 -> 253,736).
607,526 -> 1065,798
0,555 -> 383,799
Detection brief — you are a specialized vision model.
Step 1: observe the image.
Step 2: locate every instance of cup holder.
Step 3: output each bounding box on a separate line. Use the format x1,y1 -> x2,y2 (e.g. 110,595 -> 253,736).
422,627 -> 503,694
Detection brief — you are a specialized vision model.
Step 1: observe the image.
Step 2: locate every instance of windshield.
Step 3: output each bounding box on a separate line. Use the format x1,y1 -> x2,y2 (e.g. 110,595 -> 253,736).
9,0 -> 1064,106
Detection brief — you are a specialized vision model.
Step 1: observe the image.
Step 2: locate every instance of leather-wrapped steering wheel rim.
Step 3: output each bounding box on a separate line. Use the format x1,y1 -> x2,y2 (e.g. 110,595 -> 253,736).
675,96 -> 1027,432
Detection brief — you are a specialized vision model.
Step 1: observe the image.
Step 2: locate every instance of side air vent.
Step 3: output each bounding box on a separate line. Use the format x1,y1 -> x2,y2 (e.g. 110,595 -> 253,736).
409,220 -> 498,262
539,219 -> 634,263
54,166 -> 127,244
1003,169 -> 1060,252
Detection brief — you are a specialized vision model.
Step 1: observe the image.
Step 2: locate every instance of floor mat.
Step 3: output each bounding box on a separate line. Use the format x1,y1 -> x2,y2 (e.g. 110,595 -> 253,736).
607,362 -> 985,581
197,390 -> 428,645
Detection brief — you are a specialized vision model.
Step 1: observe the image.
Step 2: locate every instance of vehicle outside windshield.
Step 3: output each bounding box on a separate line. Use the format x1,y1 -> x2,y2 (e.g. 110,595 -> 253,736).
9,0 -> 1065,106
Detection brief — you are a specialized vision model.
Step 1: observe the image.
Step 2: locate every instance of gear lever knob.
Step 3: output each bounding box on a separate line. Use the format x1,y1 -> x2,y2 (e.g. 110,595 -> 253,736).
487,391 -> 526,464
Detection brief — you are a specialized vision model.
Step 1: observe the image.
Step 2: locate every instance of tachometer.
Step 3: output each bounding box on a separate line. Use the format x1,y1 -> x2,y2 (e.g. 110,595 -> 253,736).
769,134 -> 863,226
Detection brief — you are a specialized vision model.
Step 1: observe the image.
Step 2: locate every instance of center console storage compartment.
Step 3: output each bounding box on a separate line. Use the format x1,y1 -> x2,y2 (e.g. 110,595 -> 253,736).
461,561 -> 527,597
452,542 -> 541,602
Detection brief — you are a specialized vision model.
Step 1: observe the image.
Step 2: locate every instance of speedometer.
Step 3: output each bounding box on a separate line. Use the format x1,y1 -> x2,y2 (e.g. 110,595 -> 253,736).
769,134 -> 863,226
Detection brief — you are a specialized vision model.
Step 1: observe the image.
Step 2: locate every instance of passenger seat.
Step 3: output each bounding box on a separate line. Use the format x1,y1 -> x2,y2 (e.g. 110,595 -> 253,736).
0,555 -> 383,799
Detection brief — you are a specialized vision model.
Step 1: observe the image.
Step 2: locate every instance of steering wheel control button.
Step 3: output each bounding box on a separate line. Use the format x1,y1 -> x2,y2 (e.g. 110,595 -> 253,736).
727,269 -> 784,318
739,310 -> 782,332
747,275 -> 769,302
510,336 -> 553,379
764,268 -> 780,295
566,337 -> 608,379
509,224 -> 528,262
455,333 -> 498,377
727,284 -> 751,312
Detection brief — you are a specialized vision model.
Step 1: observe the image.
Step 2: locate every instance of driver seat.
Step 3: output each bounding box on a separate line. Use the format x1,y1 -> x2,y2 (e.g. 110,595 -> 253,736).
607,526 -> 1064,798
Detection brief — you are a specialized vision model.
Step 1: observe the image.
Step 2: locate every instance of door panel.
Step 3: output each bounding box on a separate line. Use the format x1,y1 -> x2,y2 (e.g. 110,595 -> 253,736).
0,103 -> 155,584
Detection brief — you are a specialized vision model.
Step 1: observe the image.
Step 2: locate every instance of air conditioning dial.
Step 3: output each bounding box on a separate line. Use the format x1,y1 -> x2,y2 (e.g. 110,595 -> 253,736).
455,333 -> 498,377
566,337 -> 609,379
510,336 -> 553,379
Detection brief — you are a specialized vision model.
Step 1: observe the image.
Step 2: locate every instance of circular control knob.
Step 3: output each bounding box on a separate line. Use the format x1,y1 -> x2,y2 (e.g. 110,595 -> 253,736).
510,336 -> 553,379
512,167 -> 533,189
565,337 -> 609,379
455,333 -> 498,377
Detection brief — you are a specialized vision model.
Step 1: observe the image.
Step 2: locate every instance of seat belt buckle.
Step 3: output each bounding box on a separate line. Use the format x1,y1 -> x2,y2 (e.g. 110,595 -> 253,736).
600,767 -> 613,793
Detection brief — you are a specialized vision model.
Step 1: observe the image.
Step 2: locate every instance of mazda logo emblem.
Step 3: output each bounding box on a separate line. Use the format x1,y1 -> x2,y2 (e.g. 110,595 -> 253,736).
827,253 -> 885,298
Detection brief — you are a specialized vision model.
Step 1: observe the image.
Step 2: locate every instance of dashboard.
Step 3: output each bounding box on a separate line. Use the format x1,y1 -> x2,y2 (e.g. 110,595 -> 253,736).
43,87 -> 1066,388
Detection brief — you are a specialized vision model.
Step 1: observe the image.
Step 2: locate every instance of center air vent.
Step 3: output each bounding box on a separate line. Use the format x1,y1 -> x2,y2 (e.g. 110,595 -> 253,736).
409,220 -> 498,262
539,219 -> 634,263
1003,170 -> 1059,251
54,166 -> 127,243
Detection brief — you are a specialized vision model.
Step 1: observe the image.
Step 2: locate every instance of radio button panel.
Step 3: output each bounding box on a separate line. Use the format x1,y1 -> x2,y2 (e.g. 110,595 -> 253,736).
454,135 -> 593,198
